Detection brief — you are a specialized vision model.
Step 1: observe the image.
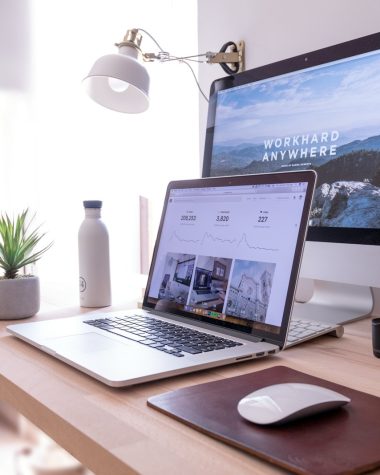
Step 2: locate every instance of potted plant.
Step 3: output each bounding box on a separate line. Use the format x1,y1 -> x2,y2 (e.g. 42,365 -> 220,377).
0,209 -> 52,319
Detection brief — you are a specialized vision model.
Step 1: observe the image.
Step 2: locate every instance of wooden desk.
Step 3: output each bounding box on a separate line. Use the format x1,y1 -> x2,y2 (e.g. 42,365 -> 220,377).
0,307 -> 379,475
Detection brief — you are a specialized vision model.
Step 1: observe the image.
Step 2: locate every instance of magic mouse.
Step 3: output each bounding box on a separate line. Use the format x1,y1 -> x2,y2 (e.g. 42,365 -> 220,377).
237,383 -> 350,425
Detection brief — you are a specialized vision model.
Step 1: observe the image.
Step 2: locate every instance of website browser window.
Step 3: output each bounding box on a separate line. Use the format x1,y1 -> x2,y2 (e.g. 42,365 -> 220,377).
146,182 -> 308,334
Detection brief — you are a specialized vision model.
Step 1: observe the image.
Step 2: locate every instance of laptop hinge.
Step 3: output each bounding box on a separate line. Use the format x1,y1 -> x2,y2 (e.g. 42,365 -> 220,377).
262,337 -> 283,347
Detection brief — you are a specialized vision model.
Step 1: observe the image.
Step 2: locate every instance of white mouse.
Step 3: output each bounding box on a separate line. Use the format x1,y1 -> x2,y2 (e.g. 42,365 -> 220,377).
237,382 -> 350,425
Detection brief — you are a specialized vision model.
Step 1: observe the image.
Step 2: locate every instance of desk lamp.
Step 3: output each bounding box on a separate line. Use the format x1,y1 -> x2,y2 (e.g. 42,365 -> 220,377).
83,28 -> 245,113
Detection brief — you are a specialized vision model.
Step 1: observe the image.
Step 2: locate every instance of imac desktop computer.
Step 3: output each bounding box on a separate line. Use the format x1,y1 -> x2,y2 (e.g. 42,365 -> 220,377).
202,32 -> 380,325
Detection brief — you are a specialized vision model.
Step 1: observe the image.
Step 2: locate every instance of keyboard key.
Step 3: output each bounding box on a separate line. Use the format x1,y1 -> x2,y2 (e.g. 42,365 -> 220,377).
287,336 -> 298,342
106,328 -> 145,342
177,346 -> 202,354
140,339 -> 157,345
148,343 -> 165,348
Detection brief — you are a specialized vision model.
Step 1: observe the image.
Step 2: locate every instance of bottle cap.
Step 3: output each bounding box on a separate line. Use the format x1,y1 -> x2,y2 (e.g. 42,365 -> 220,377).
83,200 -> 102,208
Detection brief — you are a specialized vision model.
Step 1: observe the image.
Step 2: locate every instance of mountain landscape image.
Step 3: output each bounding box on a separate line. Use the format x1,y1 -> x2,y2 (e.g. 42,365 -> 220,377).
209,49 -> 380,229
210,135 -> 380,228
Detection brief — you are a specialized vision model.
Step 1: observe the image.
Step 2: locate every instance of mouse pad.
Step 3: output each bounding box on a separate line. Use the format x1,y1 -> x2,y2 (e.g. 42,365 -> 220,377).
147,365 -> 380,475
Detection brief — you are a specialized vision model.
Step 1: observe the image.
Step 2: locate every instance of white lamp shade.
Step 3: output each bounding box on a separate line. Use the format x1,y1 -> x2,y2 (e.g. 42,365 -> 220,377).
83,46 -> 150,113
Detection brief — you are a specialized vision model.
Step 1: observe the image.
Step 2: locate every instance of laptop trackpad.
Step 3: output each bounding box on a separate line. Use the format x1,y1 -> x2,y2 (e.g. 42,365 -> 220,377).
47,332 -> 132,355
44,332 -> 156,383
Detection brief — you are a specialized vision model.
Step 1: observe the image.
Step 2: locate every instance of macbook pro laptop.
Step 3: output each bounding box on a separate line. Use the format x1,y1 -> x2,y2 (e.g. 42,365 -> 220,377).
7,171 -> 342,387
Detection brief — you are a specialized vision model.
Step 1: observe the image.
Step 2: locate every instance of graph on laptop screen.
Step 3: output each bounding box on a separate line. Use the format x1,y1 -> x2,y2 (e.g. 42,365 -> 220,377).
146,180 -> 309,336
202,32 -> 380,324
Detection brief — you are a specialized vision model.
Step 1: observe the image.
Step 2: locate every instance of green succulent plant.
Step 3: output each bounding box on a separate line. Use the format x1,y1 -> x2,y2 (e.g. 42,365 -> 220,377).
0,209 -> 53,279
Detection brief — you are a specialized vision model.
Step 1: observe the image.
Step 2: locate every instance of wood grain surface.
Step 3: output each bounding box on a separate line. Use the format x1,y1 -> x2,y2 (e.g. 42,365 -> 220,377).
0,306 -> 379,475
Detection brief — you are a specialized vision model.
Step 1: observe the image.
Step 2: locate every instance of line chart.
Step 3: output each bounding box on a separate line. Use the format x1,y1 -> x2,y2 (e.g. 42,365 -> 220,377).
169,230 -> 279,252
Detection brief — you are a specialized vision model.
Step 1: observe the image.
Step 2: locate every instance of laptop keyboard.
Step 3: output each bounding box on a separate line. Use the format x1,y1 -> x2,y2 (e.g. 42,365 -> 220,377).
286,318 -> 336,346
84,314 -> 243,357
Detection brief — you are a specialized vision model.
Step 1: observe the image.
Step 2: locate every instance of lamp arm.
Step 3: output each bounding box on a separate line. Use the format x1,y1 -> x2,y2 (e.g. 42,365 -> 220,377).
114,28 -> 245,103
130,28 -> 244,73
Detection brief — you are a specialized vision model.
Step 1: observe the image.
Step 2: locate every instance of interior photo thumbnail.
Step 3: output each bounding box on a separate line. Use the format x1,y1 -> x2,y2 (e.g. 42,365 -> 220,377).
158,253 -> 196,304
189,256 -> 232,312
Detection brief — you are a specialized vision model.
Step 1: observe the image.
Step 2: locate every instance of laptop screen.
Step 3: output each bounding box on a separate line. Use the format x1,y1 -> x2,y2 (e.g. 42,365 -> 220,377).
144,171 -> 315,344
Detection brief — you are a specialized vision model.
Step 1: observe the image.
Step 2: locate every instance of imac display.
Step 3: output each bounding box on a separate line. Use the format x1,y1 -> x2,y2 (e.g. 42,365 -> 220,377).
202,32 -> 380,323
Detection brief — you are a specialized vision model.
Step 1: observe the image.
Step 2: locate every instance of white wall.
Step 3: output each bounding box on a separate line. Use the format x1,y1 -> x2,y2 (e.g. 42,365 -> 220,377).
198,0 -> 380,155
0,1 -> 199,307
197,0 -> 380,315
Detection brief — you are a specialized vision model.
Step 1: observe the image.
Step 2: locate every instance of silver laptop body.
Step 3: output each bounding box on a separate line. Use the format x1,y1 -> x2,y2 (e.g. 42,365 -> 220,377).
8,171 -> 329,387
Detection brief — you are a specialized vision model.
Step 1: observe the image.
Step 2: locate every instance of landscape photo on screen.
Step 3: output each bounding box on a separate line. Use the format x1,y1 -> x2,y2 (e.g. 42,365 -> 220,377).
211,50 -> 380,229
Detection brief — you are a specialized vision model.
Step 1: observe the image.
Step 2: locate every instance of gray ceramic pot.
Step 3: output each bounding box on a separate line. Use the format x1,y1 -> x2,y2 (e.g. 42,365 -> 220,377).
0,276 -> 40,319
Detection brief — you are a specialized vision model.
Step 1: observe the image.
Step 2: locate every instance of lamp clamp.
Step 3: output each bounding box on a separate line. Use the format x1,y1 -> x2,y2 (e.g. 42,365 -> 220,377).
206,41 -> 245,74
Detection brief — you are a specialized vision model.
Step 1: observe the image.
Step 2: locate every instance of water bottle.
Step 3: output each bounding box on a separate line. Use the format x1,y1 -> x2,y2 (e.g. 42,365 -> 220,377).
78,200 -> 111,307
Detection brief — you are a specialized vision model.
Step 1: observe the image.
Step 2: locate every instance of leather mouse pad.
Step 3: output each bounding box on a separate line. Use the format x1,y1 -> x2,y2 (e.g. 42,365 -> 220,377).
147,365 -> 380,475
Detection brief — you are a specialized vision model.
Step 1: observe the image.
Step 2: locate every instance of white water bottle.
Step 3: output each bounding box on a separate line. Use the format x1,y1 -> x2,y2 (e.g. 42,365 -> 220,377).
78,200 -> 111,307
